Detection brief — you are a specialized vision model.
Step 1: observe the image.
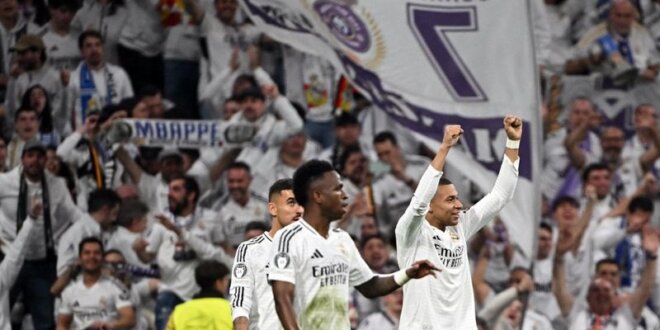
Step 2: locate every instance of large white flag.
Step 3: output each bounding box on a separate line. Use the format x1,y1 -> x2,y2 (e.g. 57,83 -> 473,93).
242,0 -> 541,256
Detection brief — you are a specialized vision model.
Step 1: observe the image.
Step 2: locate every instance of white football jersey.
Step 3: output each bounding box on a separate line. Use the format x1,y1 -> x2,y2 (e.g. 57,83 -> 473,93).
396,158 -> 518,330
269,219 -> 374,330
230,232 -> 282,330
58,276 -> 133,329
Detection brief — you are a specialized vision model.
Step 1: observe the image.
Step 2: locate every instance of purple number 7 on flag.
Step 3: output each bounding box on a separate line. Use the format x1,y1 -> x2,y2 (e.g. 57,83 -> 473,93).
408,5 -> 487,102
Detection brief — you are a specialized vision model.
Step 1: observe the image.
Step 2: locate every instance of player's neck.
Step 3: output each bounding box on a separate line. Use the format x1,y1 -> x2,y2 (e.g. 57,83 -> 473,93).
425,213 -> 447,232
305,209 -> 331,238
269,218 -> 282,238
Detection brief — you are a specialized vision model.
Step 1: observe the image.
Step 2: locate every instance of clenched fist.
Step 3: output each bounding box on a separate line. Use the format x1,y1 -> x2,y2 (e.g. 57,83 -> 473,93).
442,125 -> 463,148
503,116 -> 523,141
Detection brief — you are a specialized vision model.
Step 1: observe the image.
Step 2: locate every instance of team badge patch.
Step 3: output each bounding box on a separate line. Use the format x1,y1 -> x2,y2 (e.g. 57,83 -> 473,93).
274,252 -> 291,269
233,263 -> 248,279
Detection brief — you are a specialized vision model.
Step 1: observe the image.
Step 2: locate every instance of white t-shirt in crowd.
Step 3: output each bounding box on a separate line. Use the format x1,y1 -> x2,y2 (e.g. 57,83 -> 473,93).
357,311 -> 397,330
68,62 -> 134,130
59,276 -> 133,330
396,158 -> 519,330
230,232 -> 282,330
268,219 -> 374,330
217,196 -> 269,247
38,24 -> 81,70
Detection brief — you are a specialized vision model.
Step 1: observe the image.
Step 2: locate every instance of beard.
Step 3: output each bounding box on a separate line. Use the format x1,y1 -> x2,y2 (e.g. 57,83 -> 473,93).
169,198 -> 188,215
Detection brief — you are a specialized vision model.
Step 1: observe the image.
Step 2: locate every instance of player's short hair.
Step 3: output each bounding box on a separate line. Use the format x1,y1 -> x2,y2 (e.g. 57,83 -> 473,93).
628,196 -> 654,214
359,234 -> 387,250
293,160 -> 335,207
195,260 -> 230,291
169,175 -> 200,204
439,177 -> 453,186
551,195 -> 579,212
268,178 -> 294,202
78,237 -> 104,256
116,199 -> 149,228
244,221 -> 269,234
373,131 -> 398,146
227,161 -> 252,175
595,258 -> 620,272
78,30 -> 103,49
87,189 -> 121,214
581,163 -> 610,183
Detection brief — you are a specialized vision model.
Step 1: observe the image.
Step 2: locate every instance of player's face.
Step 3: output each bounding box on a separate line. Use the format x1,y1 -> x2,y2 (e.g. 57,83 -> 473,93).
15,111 -> 38,140
215,0 -> 237,23
626,210 -> 651,233
596,264 -> 621,289
430,184 -> 462,227
374,140 -> 400,164
342,151 -> 368,183
272,190 -> 303,227
600,127 -> 625,160
317,171 -> 349,220
567,100 -> 593,130
242,96 -> 266,122
103,251 -> 125,278
335,124 -> 360,146
80,242 -> 103,273
160,157 -> 184,183
100,204 -> 120,227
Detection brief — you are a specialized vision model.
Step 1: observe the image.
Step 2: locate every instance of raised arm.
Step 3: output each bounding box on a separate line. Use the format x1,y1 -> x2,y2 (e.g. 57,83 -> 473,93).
629,225 -> 658,319
0,212 -> 37,289
472,245 -> 494,306
552,250 -> 574,317
563,122 -> 590,170
395,125 -> 462,249
114,145 -> 143,184
463,116 -> 521,238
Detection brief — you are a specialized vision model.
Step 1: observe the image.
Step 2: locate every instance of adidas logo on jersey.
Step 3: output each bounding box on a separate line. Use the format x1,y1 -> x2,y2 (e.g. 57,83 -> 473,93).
311,249 -> 324,259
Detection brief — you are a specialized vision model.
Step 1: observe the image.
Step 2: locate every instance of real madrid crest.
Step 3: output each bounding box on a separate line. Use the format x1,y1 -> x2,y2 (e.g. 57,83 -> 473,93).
305,0 -> 386,70
274,252 -> 291,269
233,263 -> 248,279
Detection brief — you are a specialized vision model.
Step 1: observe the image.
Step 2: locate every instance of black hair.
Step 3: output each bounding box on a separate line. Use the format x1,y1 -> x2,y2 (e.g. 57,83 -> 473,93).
48,0 -> 80,11
628,196 -> 654,214
98,104 -> 123,125
116,199 -> 149,228
194,260 -> 230,291
551,195 -> 579,212
581,163 -> 610,183
373,131 -> 398,145
244,221 -> 269,234
169,175 -> 201,204
439,177 -> 453,186
268,178 -> 294,202
335,112 -> 359,127
78,30 -> 104,49
293,160 -> 335,207
20,85 -> 53,134
78,236 -> 104,256
227,161 -> 252,174
539,222 -> 553,234
87,189 -> 121,213
179,148 -> 200,163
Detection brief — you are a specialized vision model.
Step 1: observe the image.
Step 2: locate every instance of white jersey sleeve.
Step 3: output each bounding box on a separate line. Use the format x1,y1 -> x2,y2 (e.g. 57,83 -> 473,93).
461,156 -> 519,239
0,218 -> 34,289
230,239 -> 258,320
395,165 -> 443,250
111,280 -> 133,310
268,226 -> 302,285
145,223 -> 165,254
342,231 -> 374,287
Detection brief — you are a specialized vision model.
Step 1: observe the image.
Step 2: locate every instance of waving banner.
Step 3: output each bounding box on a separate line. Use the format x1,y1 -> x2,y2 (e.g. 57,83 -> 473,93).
242,0 -> 541,256
103,119 -> 258,149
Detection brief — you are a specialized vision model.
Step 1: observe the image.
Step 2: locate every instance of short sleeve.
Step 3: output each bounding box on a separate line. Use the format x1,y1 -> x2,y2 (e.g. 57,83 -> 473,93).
345,234 -> 374,287
268,229 -> 298,284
